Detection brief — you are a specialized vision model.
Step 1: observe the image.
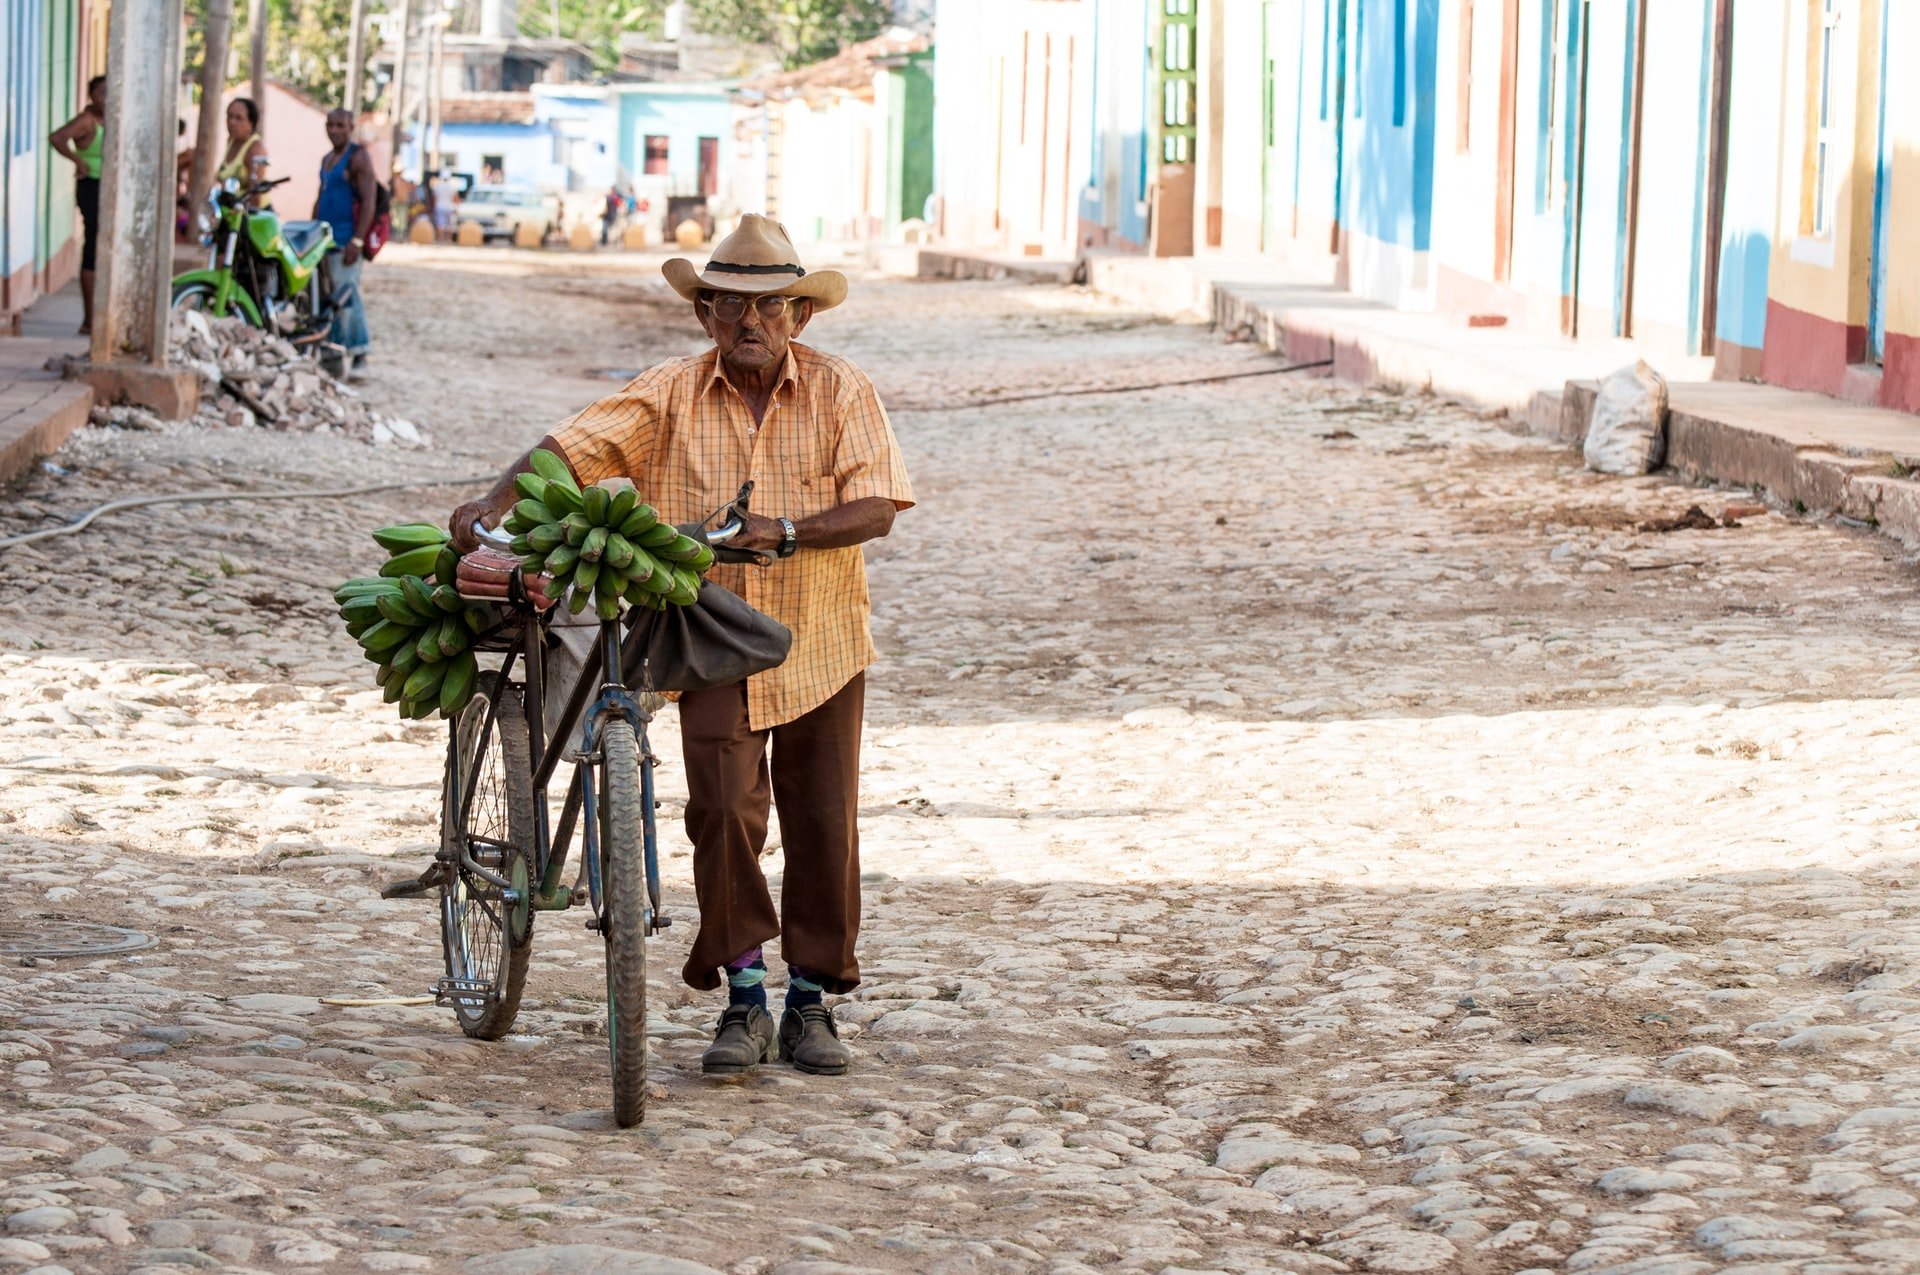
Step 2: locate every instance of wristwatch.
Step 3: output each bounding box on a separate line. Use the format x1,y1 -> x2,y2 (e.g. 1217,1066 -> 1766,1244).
776,517 -> 797,558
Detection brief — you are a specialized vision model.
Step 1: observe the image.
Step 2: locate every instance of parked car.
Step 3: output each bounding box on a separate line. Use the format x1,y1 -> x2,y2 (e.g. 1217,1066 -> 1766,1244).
457,185 -> 560,242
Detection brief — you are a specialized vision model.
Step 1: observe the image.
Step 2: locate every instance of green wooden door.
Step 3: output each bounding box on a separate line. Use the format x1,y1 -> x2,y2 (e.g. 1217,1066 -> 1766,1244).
1156,0 -> 1197,167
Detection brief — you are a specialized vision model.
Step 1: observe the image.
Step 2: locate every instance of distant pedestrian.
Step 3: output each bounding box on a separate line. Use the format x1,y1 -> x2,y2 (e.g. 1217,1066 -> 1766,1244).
48,75 -> 106,335
601,185 -> 622,245
430,172 -> 456,242
217,97 -> 270,207
315,108 -> 377,377
175,119 -> 194,240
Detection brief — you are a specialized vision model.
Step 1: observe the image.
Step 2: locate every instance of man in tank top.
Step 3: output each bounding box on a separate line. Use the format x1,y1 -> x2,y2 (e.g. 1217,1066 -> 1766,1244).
314,108 -> 378,377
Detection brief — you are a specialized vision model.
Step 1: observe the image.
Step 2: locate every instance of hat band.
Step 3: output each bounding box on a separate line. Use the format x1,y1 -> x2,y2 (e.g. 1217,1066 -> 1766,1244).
705,260 -> 807,278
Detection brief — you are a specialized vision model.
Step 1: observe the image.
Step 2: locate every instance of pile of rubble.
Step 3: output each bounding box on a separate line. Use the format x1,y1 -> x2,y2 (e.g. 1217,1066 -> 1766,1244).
88,311 -> 426,447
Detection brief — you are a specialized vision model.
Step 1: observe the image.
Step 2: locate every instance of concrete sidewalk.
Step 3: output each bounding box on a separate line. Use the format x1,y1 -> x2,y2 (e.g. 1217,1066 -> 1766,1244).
0,285 -> 92,487
898,245 -> 1920,553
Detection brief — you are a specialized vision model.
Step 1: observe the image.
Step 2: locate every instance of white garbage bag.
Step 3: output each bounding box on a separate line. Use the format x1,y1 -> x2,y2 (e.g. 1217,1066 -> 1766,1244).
1583,360 -> 1669,475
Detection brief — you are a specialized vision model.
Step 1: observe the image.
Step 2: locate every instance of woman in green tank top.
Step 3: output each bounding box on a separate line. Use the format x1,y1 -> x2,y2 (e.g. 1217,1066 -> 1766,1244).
49,74 -> 107,335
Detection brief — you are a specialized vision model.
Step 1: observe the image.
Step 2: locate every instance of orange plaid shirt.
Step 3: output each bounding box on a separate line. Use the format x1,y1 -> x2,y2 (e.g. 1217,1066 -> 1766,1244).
549,342 -> 914,730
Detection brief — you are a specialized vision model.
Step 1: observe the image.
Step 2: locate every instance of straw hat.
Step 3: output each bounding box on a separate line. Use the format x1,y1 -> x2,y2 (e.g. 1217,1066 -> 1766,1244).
662,214 -> 847,310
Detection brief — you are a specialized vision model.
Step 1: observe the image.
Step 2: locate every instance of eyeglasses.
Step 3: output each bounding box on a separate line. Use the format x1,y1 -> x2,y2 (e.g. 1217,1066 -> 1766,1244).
702,293 -> 799,323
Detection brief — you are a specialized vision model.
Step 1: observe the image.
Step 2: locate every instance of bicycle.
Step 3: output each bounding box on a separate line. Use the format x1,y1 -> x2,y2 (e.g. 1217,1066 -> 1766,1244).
388,494 -> 754,1127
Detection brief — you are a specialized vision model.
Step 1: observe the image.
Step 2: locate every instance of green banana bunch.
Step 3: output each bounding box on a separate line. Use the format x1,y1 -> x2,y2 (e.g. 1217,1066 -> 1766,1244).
336,521 -> 494,720
498,448 -> 713,619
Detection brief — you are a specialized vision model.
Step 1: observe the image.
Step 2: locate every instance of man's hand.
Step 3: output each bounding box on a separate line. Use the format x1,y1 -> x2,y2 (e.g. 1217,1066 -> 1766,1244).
343,241 -> 362,267
448,500 -> 503,553
450,436 -> 574,553
456,547 -> 555,609
727,512 -> 788,553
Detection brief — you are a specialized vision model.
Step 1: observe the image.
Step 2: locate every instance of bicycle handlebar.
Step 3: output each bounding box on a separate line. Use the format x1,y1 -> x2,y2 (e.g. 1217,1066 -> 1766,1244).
469,508 -> 748,553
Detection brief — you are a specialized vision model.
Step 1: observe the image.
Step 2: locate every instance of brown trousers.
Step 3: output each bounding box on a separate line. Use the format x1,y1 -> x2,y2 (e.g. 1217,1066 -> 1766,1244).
677,672 -> 864,994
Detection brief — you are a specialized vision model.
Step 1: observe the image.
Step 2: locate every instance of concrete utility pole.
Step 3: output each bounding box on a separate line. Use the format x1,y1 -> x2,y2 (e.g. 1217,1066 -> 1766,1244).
426,17 -> 446,183
84,0 -> 196,417
345,0 -> 369,113
390,0 -> 413,182
248,0 -> 267,126
189,0 -> 235,220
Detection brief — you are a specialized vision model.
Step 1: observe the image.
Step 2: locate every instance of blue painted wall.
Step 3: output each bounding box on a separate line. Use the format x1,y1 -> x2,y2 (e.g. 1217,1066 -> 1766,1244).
428,121 -> 566,189
1338,0 -> 1435,255
1629,0 -> 1714,350
1714,0 -> 1783,357
1261,0 -> 1346,255
615,86 -> 732,193
1078,0 -> 1150,249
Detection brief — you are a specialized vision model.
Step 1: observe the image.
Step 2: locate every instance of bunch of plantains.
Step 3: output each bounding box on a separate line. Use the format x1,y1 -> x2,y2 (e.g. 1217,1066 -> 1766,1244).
501,448 -> 713,620
334,523 -> 495,720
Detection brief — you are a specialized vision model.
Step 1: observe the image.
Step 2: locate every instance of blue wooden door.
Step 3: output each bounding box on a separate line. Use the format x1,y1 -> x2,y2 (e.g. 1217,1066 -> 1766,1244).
1867,0 -> 1889,364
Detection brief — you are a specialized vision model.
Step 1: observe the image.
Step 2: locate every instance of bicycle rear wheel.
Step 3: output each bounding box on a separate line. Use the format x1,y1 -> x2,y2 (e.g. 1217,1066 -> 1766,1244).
599,719 -> 647,1126
440,671 -> 536,1040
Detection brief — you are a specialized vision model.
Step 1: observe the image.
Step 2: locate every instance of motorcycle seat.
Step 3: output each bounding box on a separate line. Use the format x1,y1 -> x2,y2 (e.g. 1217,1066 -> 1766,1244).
281,220 -> 333,258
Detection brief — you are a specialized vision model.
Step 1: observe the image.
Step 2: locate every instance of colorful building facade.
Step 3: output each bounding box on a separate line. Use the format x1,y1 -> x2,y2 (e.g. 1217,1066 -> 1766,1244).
1,0 -> 108,326
933,0 -> 1920,416
931,0 -> 1091,257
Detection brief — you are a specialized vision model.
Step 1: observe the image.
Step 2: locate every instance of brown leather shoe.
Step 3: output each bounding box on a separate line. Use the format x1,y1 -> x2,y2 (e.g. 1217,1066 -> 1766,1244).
701,1004 -> 775,1074
778,1004 -> 851,1075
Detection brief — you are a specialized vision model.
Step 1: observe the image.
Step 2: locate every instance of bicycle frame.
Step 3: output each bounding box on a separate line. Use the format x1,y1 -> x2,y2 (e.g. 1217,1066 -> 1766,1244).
448,605 -> 665,937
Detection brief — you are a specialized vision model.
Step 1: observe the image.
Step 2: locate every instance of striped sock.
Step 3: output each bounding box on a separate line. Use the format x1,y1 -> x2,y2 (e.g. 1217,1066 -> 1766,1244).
726,948 -> 767,1013
785,966 -> 824,1013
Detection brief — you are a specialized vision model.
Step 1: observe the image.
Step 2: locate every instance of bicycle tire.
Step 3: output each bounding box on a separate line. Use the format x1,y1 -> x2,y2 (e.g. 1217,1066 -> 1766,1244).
600,719 -> 648,1126
439,671 -> 536,1040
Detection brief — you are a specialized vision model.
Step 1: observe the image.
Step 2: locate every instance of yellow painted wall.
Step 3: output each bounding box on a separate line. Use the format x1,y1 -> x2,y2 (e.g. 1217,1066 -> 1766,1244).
1766,0 -> 1879,328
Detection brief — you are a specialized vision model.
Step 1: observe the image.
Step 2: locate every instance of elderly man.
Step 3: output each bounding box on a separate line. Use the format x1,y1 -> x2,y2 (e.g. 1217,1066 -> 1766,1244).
449,215 -> 912,1076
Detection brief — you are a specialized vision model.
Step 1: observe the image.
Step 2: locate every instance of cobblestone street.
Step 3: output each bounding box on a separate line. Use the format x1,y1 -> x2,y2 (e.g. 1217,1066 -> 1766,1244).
3,254 -> 1920,1275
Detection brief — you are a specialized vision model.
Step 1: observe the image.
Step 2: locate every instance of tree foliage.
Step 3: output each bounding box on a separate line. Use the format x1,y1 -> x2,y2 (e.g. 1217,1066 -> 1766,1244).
185,0 -> 374,112
181,0 -> 892,111
517,0 -> 667,75
684,0 -> 893,69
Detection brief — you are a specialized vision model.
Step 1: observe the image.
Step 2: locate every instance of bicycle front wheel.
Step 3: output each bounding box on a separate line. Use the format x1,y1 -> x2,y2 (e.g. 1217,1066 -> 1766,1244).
599,719 -> 648,1126
440,672 -> 536,1040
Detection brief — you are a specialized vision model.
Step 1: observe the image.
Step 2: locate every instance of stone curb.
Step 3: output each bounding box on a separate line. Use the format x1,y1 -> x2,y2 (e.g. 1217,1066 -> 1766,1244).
890,244 -> 1920,552
1558,383 -> 1920,551
0,377 -> 94,487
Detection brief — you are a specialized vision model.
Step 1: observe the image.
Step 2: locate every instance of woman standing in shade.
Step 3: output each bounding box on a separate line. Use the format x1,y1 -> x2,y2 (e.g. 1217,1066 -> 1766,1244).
48,75 -> 107,336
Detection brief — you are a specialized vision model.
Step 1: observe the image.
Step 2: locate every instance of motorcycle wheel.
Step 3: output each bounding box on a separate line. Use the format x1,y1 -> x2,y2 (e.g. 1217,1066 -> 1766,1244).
170,281 -> 223,316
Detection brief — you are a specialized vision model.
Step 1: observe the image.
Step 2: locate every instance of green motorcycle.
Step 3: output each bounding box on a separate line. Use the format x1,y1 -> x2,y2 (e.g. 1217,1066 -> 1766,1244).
172,175 -> 348,361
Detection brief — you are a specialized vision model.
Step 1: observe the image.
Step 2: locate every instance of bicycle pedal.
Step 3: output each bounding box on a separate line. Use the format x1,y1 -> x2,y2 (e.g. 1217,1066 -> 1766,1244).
433,976 -> 494,1007
380,862 -> 449,899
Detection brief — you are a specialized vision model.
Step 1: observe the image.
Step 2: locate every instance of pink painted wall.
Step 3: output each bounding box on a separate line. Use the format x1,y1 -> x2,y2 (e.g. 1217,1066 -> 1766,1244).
192,81 -> 391,230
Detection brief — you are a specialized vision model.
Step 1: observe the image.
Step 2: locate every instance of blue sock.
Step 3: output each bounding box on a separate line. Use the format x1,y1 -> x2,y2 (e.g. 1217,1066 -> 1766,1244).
726,949 -> 767,1013
785,966 -> 824,1013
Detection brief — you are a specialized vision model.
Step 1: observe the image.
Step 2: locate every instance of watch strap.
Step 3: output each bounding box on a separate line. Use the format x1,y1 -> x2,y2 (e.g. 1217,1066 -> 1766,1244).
777,516 -> 797,558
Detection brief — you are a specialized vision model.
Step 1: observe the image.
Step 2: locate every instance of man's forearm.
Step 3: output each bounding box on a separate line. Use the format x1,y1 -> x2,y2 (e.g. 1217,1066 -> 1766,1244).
449,435 -> 577,549
489,437 -> 577,512
353,169 -> 377,241
794,497 -> 896,550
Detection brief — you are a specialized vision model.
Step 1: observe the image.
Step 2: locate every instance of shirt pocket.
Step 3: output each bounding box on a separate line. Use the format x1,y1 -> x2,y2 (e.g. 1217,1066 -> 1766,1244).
789,473 -> 836,520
